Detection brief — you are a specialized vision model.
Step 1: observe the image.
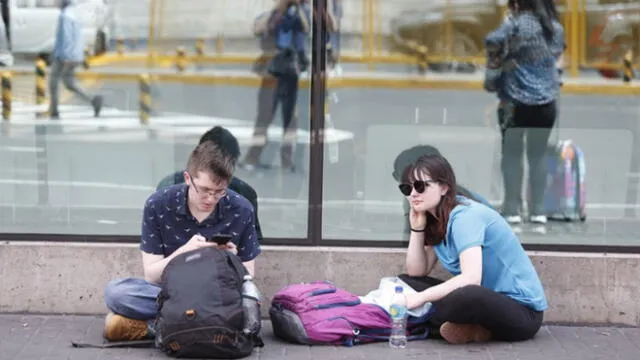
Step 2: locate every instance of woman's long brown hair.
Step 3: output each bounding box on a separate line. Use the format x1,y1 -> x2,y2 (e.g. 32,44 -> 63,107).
401,154 -> 462,246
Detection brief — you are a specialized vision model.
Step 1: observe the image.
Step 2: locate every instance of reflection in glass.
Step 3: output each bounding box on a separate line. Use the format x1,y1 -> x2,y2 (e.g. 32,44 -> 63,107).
0,0 -> 314,239
321,86 -> 640,246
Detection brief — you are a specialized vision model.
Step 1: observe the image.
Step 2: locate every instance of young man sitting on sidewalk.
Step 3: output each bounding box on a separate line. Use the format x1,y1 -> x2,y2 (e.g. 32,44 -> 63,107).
102,141 -> 261,342
156,126 -> 263,241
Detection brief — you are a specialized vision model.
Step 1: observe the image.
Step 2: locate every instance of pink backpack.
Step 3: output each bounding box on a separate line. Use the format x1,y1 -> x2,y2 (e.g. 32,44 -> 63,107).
269,281 -> 431,346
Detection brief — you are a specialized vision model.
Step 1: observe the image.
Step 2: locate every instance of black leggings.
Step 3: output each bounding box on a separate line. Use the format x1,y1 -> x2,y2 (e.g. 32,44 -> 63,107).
499,101 -> 557,216
399,274 -> 544,342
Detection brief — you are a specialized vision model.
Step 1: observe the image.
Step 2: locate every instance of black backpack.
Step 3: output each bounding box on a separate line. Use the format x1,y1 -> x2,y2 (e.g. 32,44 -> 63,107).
154,247 -> 262,359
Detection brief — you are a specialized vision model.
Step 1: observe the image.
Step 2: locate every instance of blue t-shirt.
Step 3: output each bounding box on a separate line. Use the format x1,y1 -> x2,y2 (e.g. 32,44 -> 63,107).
140,184 -> 261,262
434,196 -> 548,311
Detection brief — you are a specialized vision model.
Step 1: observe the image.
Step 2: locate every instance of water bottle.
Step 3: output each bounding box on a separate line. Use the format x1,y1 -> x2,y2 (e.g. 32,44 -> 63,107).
241,275 -> 262,336
389,285 -> 408,349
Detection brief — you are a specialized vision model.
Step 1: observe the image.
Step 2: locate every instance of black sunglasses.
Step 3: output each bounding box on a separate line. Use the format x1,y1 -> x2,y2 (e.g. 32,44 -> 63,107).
398,180 -> 437,196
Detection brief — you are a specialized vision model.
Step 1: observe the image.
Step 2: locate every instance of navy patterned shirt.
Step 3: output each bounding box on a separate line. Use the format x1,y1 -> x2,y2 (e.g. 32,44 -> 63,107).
140,184 -> 261,262
485,13 -> 565,105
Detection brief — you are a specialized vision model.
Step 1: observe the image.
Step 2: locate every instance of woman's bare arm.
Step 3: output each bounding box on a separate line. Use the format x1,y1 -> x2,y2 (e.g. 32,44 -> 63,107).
406,231 -> 438,276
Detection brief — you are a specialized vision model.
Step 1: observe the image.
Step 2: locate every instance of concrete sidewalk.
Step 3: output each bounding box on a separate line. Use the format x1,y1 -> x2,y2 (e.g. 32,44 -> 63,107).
1,314 -> 638,360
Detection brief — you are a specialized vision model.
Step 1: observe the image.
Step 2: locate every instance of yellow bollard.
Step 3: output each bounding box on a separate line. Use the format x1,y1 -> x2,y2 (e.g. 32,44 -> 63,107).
2,72 -> 11,121
116,38 -> 125,55
175,47 -> 187,72
215,35 -> 223,54
139,74 -> 152,125
417,45 -> 428,74
83,47 -> 90,69
195,39 -> 205,57
35,59 -> 47,106
623,49 -> 634,83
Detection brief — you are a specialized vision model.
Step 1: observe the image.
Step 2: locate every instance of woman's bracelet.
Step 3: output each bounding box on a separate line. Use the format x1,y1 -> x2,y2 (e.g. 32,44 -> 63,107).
410,228 -> 425,233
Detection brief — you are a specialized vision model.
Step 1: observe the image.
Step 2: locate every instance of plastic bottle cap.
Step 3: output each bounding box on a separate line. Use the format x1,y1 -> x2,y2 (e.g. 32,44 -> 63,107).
395,286 -> 403,293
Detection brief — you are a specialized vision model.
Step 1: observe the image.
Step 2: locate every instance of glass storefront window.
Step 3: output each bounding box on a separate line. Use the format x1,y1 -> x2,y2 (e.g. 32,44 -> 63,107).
1,0 -> 638,250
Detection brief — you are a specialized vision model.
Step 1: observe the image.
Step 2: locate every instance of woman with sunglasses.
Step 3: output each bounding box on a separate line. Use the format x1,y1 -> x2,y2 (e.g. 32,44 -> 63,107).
397,154 -> 547,344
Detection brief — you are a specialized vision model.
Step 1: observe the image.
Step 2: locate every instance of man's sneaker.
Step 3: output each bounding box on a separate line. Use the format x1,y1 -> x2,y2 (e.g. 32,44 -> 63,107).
530,215 -> 547,224
440,322 -> 491,344
103,312 -> 149,342
504,215 -> 522,224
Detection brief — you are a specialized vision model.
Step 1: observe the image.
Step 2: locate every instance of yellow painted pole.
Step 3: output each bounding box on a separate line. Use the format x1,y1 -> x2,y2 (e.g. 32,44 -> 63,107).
569,0 -> 579,77
374,0 -> 382,58
500,1 -> 508,19
445,0 -> 453,59
368,0 -> 375,69
577,0 -> 586,66
363,0 -> 375,70
216,0 -> 225,55
157,0 -> 166,46
147,0 -> 158,68
362,0 -> 368,68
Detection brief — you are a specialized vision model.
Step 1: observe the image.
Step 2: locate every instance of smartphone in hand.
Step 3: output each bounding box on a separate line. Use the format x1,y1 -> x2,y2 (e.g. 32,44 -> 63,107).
208,234 -> 233,245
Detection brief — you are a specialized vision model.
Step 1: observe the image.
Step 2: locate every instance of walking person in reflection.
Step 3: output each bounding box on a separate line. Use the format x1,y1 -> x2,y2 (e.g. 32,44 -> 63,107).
48,0 -> 103,119
325,0 -> 341,72
248,2 -> 279,168
0,0 -> 12,66
396,154 -> 547,344
242,0 -> 310,172
484,0 -> 564,225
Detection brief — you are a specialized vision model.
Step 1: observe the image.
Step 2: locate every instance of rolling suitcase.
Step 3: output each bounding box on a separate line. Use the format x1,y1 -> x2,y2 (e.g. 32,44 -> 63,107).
541,140 -> 587,222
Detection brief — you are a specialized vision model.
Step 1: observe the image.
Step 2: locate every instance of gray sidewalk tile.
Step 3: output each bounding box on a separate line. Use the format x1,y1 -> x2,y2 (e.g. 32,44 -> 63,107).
1,314 -> 638,360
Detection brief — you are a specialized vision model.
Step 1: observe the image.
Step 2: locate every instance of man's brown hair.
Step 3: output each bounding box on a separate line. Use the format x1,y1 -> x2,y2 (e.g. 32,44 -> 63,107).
186,141 -> 234,182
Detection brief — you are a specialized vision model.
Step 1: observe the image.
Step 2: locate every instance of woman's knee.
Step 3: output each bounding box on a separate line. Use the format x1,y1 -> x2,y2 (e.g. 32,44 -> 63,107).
434,285 -> 487,315
449,284 -> 486,299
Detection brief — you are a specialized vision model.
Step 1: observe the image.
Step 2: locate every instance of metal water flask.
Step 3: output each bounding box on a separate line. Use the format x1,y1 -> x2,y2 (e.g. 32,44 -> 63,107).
241,275 -> 262,335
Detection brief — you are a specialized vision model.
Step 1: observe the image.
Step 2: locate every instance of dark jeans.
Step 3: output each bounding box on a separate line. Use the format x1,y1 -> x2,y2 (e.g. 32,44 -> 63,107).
244,74 -> 299,169
398,274 -> 544,342
499,101 -> 557,216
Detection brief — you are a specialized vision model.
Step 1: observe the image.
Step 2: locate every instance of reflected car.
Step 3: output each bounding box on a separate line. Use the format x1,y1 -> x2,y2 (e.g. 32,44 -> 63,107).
9,0 -> 111,64
389,0 -> 640,77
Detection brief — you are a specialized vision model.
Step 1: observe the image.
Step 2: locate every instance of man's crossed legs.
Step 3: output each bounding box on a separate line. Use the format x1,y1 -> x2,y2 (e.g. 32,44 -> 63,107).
103,278 -> 160,341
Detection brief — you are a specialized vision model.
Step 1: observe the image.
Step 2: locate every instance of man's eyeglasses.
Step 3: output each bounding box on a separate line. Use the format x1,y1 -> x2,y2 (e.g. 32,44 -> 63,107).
189,174 -> 227,199
398,180 -> 437,196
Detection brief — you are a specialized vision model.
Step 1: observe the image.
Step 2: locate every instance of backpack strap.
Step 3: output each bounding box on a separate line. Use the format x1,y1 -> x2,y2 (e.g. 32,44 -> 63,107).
225,251 -> 248,280
71,339 -> 155,349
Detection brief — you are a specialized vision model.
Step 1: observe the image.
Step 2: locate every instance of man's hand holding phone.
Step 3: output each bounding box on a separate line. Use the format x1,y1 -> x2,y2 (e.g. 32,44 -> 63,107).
220,241 -> 238,255
207,234 -> 238,255
177,234 -> 217,255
